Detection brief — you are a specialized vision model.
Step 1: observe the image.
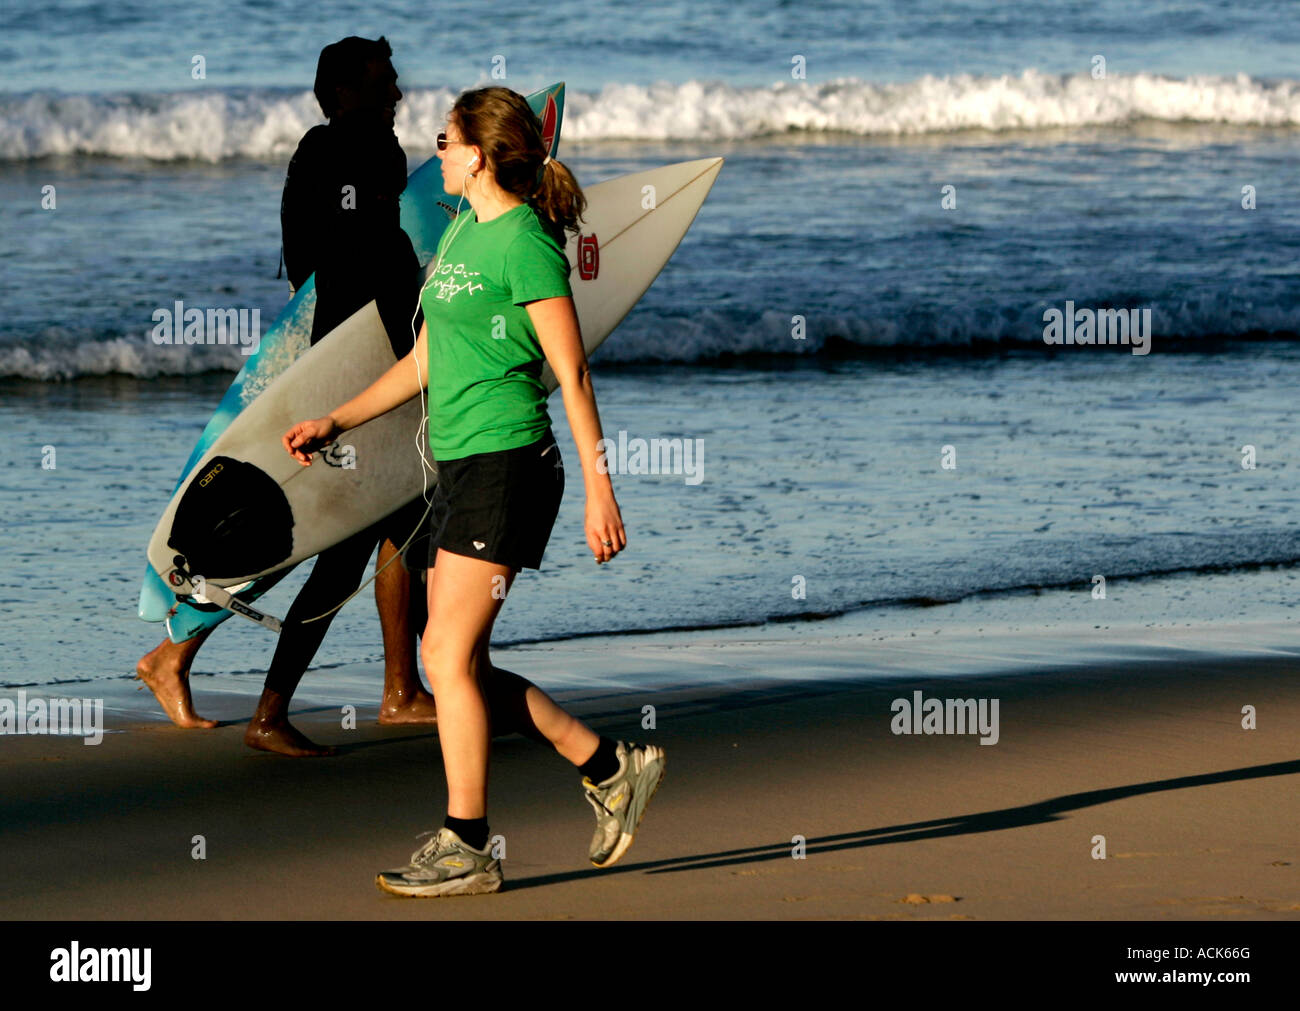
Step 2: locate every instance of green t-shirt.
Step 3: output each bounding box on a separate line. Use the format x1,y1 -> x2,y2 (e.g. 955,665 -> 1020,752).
421,202 -> 572,460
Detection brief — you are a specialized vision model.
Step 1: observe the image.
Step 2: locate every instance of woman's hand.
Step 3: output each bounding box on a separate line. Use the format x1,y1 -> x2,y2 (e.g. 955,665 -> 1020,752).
282,416 -> 339,466
586,488 -> 627,563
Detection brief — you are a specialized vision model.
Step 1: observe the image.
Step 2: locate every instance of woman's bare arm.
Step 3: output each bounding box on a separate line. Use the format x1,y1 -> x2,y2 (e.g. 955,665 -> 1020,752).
527,295 -> 626,563
283,320 -> 430,464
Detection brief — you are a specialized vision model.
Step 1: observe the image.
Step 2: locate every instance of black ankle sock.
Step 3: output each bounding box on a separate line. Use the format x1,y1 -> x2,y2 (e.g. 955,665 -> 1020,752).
444,815 -> 489,852
579,736 -> 621,785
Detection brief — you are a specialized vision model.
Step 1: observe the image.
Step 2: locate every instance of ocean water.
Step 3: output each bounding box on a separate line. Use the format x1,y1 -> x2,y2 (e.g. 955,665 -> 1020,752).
2,0 -> 1300,686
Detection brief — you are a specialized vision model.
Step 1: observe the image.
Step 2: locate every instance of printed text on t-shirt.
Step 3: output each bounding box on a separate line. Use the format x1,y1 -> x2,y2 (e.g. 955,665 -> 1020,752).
430,262 -> 483,302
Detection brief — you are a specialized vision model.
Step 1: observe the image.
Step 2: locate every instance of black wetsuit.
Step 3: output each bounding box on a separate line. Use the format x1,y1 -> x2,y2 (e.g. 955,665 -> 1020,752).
280,109 -> 420,350
264,110 -> 427,697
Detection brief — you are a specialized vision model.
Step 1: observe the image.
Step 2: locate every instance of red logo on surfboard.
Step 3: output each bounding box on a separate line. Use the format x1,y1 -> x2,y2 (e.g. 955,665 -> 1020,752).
539,93 -> 558,154
577,234 -> 599,280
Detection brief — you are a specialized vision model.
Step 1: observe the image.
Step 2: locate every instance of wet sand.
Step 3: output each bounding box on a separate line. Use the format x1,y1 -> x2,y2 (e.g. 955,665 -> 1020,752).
2,616 -> 1298,919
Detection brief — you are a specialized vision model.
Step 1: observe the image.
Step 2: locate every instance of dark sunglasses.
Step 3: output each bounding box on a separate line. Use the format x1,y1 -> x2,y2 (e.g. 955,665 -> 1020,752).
436,132 -> 466,151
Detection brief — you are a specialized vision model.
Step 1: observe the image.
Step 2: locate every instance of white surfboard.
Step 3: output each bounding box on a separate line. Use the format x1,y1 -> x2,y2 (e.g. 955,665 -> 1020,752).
147,157 -> 723,599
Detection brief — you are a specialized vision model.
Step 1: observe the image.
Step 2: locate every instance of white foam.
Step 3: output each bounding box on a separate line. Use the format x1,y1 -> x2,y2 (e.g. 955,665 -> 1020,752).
5,291 -> 1300,379
0,332 -> 250,381
587,298 -> 1300,364
562,71 -> 1300,139
2,72 -> 1297,160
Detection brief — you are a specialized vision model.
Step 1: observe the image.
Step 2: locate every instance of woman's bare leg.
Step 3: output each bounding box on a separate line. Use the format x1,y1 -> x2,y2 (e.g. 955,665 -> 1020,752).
421,549 -> 510,819
465,567 -> 600,764
422,550 -> 601,819
481,661 -> 600,765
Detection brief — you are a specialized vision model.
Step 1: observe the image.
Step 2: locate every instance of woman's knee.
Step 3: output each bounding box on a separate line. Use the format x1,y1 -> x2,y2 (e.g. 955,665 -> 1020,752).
420,634 -> 477,684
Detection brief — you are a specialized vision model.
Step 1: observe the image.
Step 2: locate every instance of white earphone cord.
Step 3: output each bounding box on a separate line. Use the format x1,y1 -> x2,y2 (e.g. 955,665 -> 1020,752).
299,171 -> 476,625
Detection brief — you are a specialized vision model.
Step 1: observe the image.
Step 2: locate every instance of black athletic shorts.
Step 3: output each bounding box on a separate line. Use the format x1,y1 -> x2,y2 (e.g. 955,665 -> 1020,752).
425,430 -> 564,571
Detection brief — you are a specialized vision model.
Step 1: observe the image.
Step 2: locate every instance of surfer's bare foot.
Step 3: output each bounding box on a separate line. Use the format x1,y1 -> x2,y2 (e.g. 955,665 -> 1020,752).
135,638 -> 217,729
377,688 -> 439,725
243,716 -> 336,757
245,688 -> 335,756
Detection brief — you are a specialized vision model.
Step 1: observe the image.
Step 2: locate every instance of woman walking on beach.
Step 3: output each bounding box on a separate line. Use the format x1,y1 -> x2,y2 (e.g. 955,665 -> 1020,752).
282,86 -> 664,896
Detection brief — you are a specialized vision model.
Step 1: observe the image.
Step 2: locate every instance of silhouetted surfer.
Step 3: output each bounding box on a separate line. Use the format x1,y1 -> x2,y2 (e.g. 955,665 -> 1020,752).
281,36 -> 418,351
137,36 -> 437,753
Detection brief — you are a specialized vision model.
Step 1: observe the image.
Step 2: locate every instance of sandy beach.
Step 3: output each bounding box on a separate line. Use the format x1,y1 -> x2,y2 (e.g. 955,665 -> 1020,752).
2,610 -> 1297,921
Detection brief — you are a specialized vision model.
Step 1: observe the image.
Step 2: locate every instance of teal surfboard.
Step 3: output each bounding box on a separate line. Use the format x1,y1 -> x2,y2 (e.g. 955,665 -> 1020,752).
138,83 -> 565,642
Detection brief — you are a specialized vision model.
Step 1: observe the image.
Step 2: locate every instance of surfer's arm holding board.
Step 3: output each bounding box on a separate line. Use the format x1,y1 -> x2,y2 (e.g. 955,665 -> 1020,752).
281,324 -> 431,463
